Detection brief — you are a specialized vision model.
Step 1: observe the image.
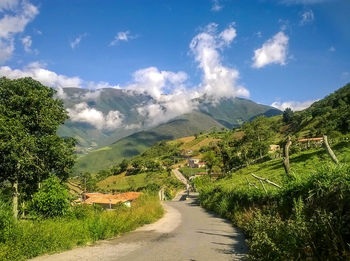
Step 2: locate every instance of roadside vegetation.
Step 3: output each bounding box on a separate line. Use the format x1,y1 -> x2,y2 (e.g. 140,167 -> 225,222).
194,83 -> 350,259
0,193 -> 163,261
0,78 -> 164,260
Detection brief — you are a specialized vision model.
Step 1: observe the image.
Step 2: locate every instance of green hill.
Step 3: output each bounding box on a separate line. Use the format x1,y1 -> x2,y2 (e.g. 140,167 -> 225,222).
198,97 -> 281,128
58,88 -> 281,154
74,111 -> 226,173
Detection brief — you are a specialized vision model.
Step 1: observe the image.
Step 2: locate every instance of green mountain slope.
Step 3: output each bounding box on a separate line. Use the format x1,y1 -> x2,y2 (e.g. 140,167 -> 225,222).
59,88 -> 281,153
58,88 -> 152,152
75,111 -> 226,173
198,97 -> 281,128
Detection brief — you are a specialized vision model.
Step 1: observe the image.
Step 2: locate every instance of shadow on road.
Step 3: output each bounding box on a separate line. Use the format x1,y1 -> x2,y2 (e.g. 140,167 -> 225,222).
184,193 -> 248,259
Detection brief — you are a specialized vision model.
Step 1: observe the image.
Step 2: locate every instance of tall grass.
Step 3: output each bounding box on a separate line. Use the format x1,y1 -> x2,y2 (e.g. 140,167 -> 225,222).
197,164 -> 350,260
0,194 -> 163,261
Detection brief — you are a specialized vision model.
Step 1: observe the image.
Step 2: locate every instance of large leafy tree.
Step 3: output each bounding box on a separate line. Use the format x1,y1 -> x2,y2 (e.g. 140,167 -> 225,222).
0,77 -> 76,218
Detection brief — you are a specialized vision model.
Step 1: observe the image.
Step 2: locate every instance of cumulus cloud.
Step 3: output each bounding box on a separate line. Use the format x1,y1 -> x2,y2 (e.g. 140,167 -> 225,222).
0,0 -> 19,12
0,0 -> 38,63
70,33 -> 87,49
127,67 -> 188,100
211,0 -> 223,11
21,35 -> 32,52
109,31 -> 137,46
136,91 -> 198,127
300,10 -> 314,25
0,62 -> 83,88
1,22 -> 249,129
252,31 -> 289,68
0,62 -> 123,92
67,102 -> 124,130
271,100 -> 316,111
190,23 -> 249,100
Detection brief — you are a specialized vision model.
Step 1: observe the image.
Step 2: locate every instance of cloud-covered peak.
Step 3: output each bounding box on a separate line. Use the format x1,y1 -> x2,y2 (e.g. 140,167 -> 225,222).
67,102 -> 124,130
128,67 -> 188,100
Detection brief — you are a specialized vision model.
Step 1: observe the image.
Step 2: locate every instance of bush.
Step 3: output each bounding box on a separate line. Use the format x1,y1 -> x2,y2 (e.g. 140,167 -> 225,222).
30,175 -> 70,218
197,164 -> 350,259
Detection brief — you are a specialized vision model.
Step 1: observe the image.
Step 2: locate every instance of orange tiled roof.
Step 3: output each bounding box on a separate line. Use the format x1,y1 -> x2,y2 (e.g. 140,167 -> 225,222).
83,192 -> 141,205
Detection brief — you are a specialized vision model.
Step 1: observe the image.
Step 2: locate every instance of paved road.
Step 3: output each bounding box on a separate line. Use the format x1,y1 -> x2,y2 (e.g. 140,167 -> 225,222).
32,193 -> 247,261
172,168 -> 188,185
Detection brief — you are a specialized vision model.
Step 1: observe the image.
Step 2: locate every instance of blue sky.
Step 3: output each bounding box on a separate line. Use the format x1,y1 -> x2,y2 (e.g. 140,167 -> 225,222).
0,0 -> 349,111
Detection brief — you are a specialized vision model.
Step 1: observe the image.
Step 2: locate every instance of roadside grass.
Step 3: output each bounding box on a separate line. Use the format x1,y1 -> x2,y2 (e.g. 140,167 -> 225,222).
0,194 -> 163,261
195,141 -> 350,259
210,141 -> 350,195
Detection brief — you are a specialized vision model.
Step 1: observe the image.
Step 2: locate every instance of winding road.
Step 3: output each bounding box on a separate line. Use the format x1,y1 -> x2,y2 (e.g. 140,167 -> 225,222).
32,170 -> 247,260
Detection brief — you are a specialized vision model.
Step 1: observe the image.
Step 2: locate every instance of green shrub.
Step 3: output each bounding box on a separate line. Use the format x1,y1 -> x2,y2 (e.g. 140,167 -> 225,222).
197,164 -> 350,259
30,175 -> 70,218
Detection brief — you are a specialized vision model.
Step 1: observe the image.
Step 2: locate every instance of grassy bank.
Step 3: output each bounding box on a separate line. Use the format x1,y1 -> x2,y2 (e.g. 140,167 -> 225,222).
195,142 -> 350,260
0,194 -> 163,261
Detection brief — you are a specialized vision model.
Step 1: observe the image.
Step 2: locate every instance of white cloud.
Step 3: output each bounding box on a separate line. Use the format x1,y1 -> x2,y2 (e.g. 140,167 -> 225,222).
0,38 -> 14,63
70,33 -> 87,49
109,31 -> 137,46
67,102 -> 124,130
252,31 -> 289,68
271,100 -> 316,111
127,67 -> 188,100
190,23 -> 249,100
0,0 -> 38,63
1,22 -> 249,128
329,46 -> 336,52
0,62 -> 83,88
281,0 -> 328,4
0,0 -> 19,12
21,35 -> 32,52
136,91 -> 198,127
211,0 -> 223,11
300,10 -> 314,25
0,62 -> 123,92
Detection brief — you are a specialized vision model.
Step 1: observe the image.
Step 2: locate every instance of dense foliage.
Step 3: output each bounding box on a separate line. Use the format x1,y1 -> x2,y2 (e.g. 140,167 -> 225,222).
291,83 -> 350,136
0,77 -> 76,215
30,176 -> 70,218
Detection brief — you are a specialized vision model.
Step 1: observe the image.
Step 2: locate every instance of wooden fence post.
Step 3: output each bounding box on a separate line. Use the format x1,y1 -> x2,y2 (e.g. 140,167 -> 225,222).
283,136 -> 292,175
323,135 -> 339,164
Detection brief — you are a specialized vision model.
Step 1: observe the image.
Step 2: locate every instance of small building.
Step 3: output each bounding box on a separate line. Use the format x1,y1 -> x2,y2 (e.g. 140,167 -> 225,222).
188,158 -> 206,168
82,192 -> 141,209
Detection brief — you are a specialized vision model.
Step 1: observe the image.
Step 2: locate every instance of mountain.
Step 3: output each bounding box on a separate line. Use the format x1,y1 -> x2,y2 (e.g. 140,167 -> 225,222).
198,97 -> 281,128
58,88 -> 281,154
74,111 -> 226,173
56,87 -> 281,173
58,88 -> 152,153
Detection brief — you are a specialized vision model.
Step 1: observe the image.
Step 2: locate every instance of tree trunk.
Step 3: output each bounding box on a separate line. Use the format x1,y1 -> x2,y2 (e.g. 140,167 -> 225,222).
323,135 -> 339,164
283,136 -> 292,175
12,180 -> 18,220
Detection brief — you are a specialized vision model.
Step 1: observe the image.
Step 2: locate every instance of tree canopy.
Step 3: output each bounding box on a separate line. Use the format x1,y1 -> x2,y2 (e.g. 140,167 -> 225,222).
0,77 -> 76,210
